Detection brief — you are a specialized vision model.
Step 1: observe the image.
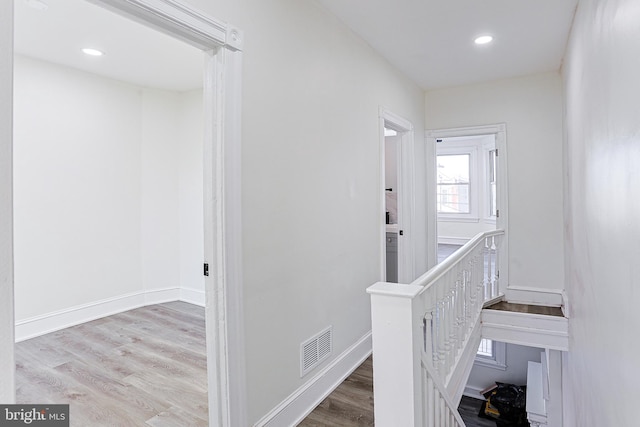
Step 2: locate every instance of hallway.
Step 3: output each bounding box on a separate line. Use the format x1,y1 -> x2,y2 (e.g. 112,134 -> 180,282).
299,356 -> 494,426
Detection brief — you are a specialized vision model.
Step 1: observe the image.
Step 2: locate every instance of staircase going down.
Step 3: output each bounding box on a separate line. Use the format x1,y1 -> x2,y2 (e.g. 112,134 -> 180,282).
367,230 -> 568,426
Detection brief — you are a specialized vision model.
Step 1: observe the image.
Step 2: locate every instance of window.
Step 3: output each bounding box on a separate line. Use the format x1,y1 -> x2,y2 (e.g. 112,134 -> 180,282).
488,149 -> 497,218
436,136 -> 496,223
437,154 -> 471,214
477,337 -> 493,357
475,338 -> 506,370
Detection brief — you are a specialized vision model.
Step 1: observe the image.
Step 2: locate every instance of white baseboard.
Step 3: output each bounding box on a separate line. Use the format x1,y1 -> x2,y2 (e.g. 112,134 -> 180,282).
254,331 -> 372,427
144,287 -> 181,305
462,384 -> 486,400
180,287 -> 206,307
438,236 -> 470,246
14,287 -> 195,342
505,286 -> 563,307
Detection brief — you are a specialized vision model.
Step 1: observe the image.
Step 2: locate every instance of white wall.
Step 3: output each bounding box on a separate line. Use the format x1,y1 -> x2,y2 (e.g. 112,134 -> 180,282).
465,343 -> 542,398
0,0 -> 15,403
425,73 -> 565,291
182,0 -> 427,422
438,222 -> 494,243
178,90 -> 205,297
563,0 -> 640,425
13,55 -> 203,322
141,90 -> 181,294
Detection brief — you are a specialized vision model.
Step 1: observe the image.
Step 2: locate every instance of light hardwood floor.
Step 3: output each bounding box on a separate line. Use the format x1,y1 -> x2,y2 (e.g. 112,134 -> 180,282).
298,356 -> 374,426
15,301 -> 208,427
298,357 -> 494,427
17,301 -> 542,426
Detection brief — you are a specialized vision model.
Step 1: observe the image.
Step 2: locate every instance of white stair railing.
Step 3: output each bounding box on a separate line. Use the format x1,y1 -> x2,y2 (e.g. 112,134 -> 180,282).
368,230 -> 505,426
422,359 -> 466,427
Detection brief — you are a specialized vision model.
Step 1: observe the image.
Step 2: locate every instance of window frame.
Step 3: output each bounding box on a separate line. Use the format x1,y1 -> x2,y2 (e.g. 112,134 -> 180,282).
482,142 -> 498,224
436,142 -> 479,222
475,338 -> 507,370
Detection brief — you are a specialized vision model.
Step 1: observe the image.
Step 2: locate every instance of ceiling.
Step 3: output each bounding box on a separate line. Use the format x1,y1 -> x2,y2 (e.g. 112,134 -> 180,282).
14,0 -> 579,92
14,0 -> 203,92
315,0 -> 579,90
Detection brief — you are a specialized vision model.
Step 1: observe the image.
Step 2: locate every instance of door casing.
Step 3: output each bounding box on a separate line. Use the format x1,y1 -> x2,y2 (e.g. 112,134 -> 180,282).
426,123 -> 509,288
379,107 -> 416,283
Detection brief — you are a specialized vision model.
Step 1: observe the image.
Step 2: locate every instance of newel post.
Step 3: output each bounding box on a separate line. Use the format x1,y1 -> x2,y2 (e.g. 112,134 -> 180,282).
367,282 -> 423,427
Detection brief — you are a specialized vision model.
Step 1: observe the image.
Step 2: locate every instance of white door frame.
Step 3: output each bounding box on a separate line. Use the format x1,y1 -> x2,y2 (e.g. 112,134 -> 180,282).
379,107 -> 415,283
4,1 -> 247,425
0,0 -> 14,406
426,123 -> 509,288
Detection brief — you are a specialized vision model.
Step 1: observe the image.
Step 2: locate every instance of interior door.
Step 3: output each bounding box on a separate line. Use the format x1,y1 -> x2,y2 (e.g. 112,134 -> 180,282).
384,134 -> 401,283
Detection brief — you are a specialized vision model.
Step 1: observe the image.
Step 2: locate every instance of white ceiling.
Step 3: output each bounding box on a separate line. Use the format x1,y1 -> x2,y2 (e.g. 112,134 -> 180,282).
14,0 -> 578,92
14,0 -> 203,92
315,0 -> 579,90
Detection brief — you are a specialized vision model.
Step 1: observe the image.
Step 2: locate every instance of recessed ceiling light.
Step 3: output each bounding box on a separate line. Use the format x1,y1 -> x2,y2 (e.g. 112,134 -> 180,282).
25,0 -> 49,10
82,48 -> 105,57
474,35 -> 493,45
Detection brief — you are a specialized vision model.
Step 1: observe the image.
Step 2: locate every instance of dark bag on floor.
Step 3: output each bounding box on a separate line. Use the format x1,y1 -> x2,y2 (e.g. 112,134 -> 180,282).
490,382 -> 529,426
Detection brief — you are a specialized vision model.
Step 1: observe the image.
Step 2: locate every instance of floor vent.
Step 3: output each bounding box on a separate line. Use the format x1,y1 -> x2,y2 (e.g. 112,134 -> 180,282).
300,326 -> 332,377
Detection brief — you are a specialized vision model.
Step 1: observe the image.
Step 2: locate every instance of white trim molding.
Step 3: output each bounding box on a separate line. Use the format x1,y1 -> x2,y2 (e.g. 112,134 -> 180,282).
0,0 -> 14,404
14,288 -> 184,342
202,44 -> 247,427
505,286 -> 564,307
481,309 -> 568,351
438,236 -> 470,246
463,384 -> 487,400
561,289 -> 569,318
379,107 -> 416,283
474,340 -> 507,370
87,0 -> 243,51
254,332 -> 372,427
180,287 -> 206,306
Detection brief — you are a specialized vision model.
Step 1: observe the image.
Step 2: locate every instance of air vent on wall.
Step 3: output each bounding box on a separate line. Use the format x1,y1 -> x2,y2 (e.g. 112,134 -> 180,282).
300,326 -> 332,377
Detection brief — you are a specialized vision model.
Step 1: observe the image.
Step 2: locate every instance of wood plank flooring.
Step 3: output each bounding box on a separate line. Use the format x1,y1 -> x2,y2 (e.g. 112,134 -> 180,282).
485,300 -> 564,317
16,300 -> 547,426
15,301 -> 208,427
458,396 -> 497,427
298,356 -> 374,426
298,357 -> 496,427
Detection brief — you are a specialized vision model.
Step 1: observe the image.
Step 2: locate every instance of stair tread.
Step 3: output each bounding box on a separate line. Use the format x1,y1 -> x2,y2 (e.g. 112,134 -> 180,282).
485,301 -> 564,317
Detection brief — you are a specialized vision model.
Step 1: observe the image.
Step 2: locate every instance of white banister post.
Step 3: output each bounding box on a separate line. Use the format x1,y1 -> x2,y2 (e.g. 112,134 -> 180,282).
496,234 -> 506,296
546,349 -> 564,427
367,282 -> 423,427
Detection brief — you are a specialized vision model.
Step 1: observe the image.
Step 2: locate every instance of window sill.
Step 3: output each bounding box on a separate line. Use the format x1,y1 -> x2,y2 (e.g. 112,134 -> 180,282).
474,357 -> 507,370
437,216 -> 480,223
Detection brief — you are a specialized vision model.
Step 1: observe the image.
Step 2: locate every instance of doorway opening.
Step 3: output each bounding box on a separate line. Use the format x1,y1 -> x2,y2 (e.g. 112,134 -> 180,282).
9,0 -> 245,424
436,134 -> 497,263
379,108 -> 415,284
426,124 -> 508,281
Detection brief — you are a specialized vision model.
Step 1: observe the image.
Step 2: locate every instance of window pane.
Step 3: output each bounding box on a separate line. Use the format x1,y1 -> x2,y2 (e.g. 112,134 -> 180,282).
437,183 -> 470,213
477,338 -> 493,357
437,154 -> 470,184
490,182 -> 497,217
437,154 -> 471,214
488,150 -> 497,217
